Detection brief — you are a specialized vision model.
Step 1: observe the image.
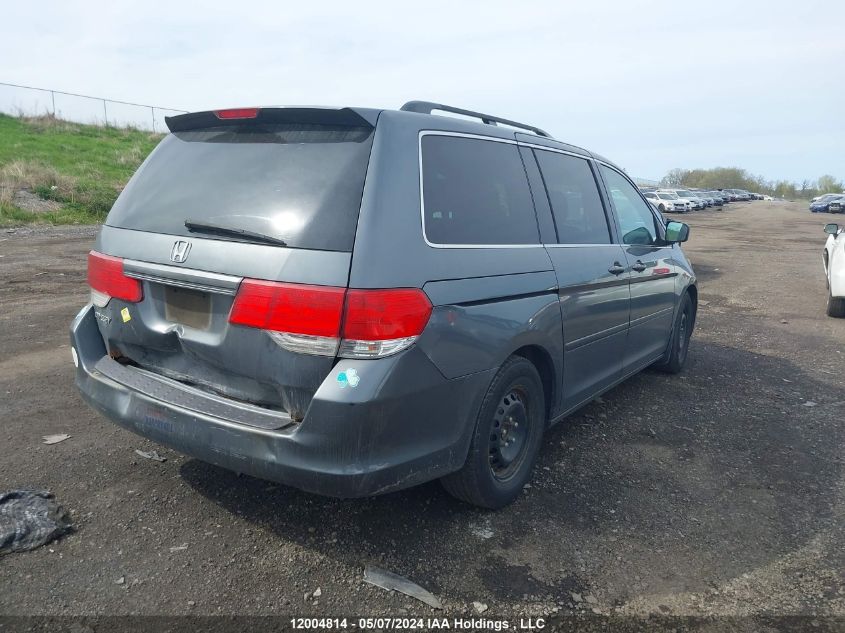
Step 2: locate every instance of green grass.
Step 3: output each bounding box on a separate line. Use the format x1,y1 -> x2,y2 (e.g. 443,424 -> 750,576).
0,113 -> 163,226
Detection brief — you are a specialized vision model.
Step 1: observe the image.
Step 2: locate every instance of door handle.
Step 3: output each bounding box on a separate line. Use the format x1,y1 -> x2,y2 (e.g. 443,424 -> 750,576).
631,260 -> 647,273
608,262 -> 626,275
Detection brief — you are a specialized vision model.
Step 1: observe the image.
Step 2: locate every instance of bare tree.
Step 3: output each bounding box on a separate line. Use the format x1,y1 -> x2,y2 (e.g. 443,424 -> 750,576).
660,168 -> 689,187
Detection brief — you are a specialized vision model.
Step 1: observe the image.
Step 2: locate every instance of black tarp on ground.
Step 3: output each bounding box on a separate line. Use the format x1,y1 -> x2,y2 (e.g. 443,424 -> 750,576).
0,490 -> 71,554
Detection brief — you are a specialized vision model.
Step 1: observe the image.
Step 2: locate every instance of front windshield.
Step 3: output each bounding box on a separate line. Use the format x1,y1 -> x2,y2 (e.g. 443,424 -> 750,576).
676,190 -> 693,197
657,192 -> 678,200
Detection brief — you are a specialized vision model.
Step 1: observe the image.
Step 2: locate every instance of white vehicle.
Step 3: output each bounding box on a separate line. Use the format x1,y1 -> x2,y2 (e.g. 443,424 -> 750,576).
658,189 -> 699,210
671,189 -> 707,209
643,190 -> 691,213
823,222 -> 845,317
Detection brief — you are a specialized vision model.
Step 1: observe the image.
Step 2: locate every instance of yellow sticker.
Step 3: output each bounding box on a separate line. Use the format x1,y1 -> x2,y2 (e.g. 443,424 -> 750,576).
120,307 -> 131,323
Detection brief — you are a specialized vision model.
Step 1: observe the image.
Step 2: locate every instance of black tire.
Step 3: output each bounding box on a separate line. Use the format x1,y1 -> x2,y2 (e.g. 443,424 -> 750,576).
827,288 -> 845,318
441,356 -> 545,509
658,204 -> 666,213
654,292 -> 694,374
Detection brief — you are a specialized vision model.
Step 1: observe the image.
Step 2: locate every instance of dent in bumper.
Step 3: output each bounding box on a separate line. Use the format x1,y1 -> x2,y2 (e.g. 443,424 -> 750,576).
70,305 -> 492,497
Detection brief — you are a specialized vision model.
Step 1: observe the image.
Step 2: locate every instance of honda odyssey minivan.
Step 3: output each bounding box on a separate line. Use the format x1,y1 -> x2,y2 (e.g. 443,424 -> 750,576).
71,101 -> 697,508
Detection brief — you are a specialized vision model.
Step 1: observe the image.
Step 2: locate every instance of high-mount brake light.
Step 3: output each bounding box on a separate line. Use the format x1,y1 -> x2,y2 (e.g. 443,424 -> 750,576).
228,281 -> 432,358
87,251 -> 143,307
213,108 -> 260,120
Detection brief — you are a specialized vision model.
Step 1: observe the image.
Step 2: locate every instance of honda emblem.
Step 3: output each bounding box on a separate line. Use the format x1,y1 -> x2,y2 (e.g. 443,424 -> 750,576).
170,241 -> 191,263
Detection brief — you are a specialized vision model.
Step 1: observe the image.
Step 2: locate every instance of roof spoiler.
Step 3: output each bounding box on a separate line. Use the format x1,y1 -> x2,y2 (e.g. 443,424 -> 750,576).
400,100 -> 553,138
165,107 -> 374,133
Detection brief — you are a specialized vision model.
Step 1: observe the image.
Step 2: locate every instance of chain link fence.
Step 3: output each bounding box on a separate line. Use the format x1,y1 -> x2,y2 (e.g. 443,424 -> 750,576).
0,82 -> 187,133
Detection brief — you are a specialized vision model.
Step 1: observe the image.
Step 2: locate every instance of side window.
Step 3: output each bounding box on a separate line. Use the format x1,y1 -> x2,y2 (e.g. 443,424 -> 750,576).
534,150 -> 611,244
599,165 -> 659,246
421,135 -> 539,245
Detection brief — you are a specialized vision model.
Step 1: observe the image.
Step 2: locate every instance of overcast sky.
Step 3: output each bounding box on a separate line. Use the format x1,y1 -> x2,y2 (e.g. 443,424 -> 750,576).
1,0 -> 843,183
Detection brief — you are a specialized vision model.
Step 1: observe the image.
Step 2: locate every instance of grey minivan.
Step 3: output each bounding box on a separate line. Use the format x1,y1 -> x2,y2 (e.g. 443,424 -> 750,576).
70,101 -> 697,508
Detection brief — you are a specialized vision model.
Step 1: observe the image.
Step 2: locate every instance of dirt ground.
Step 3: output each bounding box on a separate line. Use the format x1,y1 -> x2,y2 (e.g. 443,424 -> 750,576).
0,202 -> 843,627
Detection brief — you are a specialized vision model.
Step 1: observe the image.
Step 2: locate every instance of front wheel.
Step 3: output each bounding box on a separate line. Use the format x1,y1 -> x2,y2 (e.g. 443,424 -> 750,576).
654,292 -> 694,374
441,356 -> 545,509
827,286 -> 845,317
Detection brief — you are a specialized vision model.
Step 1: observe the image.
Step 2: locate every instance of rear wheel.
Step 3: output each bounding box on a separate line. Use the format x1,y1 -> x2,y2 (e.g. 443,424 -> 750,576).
654,292 -> 694,374
441,356 -> 545,509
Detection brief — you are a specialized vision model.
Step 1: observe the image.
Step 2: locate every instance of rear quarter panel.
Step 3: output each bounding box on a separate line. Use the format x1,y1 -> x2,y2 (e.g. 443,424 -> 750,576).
351,112 -> 564,414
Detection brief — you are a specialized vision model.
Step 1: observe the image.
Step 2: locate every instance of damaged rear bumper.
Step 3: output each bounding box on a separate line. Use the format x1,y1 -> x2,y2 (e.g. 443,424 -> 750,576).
70,304 -> 492,498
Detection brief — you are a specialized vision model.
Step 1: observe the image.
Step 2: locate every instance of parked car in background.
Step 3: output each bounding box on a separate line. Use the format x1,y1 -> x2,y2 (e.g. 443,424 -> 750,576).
724,189 -> 750,201
823,222 -> 845,317
697,192 -> 718,207
703,191 -> 724,206
643,190 -> 690,213
689,191 -> 710,207
810,194 -> 845,213
669,189 -> 705,209
70,101 -> 698,508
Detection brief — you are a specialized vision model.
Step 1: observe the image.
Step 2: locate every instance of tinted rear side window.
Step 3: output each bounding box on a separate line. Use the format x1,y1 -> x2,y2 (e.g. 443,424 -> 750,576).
421,135 -> 539,245
106,124 -> 375,252
534,150 -> 611,244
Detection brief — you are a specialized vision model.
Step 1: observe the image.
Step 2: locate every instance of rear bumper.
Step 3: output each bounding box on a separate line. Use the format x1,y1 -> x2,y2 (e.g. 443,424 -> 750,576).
70,304 -> 492,498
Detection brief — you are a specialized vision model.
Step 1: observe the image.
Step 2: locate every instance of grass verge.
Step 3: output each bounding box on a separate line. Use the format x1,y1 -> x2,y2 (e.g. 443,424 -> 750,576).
0,113 -> 163,226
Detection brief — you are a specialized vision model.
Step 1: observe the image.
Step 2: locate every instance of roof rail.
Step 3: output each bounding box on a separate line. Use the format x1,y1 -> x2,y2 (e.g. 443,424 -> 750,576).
400,101 -> 552,138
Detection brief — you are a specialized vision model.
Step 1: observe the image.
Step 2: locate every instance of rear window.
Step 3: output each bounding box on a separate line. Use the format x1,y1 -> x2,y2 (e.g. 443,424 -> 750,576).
106,123 -> 375,252
421,135 -> 539,245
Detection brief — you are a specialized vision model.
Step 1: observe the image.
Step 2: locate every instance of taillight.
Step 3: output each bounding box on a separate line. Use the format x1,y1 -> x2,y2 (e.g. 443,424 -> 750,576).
87,251 -> 143,307
214,108 -> 259,120
338,289 -> 432,358
229,280 -> 346,337
228,281 -> 432,358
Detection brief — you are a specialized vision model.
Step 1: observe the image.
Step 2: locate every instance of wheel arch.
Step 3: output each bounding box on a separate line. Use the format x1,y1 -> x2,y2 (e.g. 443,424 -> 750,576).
684,283 -> 699,330
511,344 -> 556,423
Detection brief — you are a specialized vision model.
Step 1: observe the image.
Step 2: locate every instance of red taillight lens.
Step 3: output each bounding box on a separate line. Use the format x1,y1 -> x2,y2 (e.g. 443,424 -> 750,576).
342,289 -> 432,340
229,280 -> 345,337
228,281 -> 432,357
87,251 -> 143,303
214,108 -> 260,120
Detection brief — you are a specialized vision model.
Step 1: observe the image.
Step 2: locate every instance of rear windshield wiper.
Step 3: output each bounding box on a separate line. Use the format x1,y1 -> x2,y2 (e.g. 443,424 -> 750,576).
184,220 -> 287,247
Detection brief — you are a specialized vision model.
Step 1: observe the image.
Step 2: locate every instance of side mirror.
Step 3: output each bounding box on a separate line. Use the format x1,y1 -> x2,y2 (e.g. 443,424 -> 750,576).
665,221 -> 690,243
824,223 -> 839,235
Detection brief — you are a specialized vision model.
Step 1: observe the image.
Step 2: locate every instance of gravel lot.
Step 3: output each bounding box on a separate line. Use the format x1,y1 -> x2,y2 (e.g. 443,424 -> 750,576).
0,201 -> 843,626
